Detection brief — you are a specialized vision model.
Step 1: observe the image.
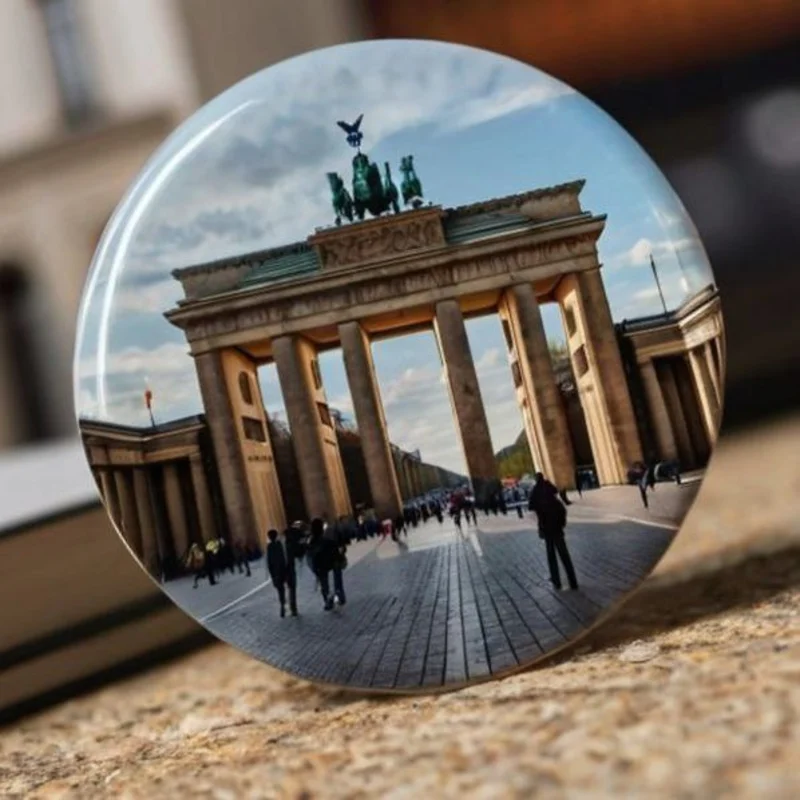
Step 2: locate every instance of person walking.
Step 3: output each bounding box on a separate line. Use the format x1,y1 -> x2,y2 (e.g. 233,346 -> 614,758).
266,529 -> 298,617
528,472 -> 579,591
308,517 -> 347,611
187,542 -> 215,588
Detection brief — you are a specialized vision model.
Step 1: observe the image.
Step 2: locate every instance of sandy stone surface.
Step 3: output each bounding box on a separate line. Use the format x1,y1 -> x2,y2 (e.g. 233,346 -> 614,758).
2,415 -> 799,799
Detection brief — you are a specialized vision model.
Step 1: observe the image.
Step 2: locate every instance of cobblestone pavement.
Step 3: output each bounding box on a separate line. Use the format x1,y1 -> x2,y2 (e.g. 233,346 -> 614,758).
188,507 -> 674,690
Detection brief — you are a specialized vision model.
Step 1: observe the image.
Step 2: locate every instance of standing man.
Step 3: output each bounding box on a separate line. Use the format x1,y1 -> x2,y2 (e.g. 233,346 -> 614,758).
266,528 -> 298,618
528,472 -> 579,591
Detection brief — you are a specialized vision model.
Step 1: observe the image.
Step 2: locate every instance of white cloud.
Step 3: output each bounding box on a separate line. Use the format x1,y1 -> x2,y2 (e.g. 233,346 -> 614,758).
607,235 -> 697,272
77,341 -> 201,425
114,279 -> 183,314
475,347 -> 504,371
446,80 -> 573,132
652,206 -> 682,229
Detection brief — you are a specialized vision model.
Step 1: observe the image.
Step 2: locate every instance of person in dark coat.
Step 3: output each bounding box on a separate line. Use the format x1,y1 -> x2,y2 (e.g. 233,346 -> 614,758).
308,517 -> 346,611
266,529 -> 298,617
528,472 -> 579,591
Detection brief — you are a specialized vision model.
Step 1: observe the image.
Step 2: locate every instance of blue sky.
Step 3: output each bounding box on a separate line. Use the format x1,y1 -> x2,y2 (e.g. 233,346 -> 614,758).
75,40 -> 716,473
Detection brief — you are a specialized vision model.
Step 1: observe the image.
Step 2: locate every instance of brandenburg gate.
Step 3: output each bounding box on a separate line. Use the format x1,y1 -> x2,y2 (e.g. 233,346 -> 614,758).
165,176 -> 648,549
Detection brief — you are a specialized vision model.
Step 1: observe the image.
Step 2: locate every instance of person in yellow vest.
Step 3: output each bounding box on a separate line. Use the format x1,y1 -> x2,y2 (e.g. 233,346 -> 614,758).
186,542 -> 216,588
205,538 -> 221,581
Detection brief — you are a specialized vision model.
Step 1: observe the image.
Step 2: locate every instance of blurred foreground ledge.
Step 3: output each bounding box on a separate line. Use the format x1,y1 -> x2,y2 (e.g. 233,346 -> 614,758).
0,411 -> 798,795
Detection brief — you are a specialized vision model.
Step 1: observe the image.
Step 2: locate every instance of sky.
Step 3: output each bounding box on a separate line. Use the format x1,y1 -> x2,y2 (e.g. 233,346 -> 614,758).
75,40 -> 716,474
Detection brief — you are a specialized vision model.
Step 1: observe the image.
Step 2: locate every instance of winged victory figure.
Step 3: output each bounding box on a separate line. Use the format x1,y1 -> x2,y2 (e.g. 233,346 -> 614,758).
337,113 -> 364,149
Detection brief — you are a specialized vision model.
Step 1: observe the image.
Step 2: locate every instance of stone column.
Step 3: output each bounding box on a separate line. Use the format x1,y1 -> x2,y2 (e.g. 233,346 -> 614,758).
400,458 -> 412,501
133,467 -> 160,578
193,351 -> 256,547
658,362 -> 696,468
114,470 -> 142,557
272,335 -> 336,520
506,283 -> 575,488
99,469 -> 120,525
434,299 -> 498,504
689,348 -> 721,445
164,462 -> 191,560
339,321 -> 403,519
714,334 -> 726,388
639,359 -> 679,462
569,269 -> 643,482
190,455 -> 217,544
704,341 -> 722,407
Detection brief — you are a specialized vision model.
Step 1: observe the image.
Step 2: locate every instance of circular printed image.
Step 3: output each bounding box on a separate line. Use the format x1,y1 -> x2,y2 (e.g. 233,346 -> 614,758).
75,40 -> 725,692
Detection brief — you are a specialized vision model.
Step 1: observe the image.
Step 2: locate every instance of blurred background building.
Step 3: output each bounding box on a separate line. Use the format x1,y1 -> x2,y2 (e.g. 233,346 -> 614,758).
1,0 -> 798,722
0,0 -> 366,451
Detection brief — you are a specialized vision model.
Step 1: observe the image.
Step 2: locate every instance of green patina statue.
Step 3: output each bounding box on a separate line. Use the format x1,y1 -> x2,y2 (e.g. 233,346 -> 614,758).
327,113 -> 426,224
400,155 -> 424,208
383,162 -> 400,215
327,172 -> 354,226
352,152 -> 392,220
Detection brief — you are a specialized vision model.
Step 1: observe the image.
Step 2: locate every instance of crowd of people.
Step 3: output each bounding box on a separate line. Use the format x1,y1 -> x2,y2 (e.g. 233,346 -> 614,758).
184,537 -> 252,588
258,473 -> 582,619
179,459 -> 686,618
180,473 -> 583,614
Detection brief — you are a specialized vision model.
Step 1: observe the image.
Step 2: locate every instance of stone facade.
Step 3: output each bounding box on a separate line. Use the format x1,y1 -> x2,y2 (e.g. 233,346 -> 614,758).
617,285 -> 725,469
160,180 -> 724,539
79,416 -> 226,580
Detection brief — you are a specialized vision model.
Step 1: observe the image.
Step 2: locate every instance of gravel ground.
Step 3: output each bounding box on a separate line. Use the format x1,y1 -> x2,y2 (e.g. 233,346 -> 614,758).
1,415 -> 798,799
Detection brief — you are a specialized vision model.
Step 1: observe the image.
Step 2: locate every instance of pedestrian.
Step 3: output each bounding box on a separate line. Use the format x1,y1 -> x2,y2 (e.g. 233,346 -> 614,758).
232,539 -> 252,576
308,517 -> 346,611
266,529 -> 298,617
528,473 -> 579,591
187,542 -> 215,588
204,538 -> 221,581
356,514 -> 367,541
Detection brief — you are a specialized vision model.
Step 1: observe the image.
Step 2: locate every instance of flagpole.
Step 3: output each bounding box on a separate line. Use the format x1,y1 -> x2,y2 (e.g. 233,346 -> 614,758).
650,253 -> 668,314
144,388 -> 156,427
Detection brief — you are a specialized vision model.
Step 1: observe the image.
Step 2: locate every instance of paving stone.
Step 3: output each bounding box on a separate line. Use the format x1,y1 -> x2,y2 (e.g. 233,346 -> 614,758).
156,508 -> 674,689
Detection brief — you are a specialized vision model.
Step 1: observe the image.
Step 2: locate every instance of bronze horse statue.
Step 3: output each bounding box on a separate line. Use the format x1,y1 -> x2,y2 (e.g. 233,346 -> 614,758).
327,172 -> 354,226
400,155 -> 424,208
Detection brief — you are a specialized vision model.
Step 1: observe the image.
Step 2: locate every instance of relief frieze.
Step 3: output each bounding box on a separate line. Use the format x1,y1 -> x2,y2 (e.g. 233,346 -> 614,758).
313,214 -> 446,270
